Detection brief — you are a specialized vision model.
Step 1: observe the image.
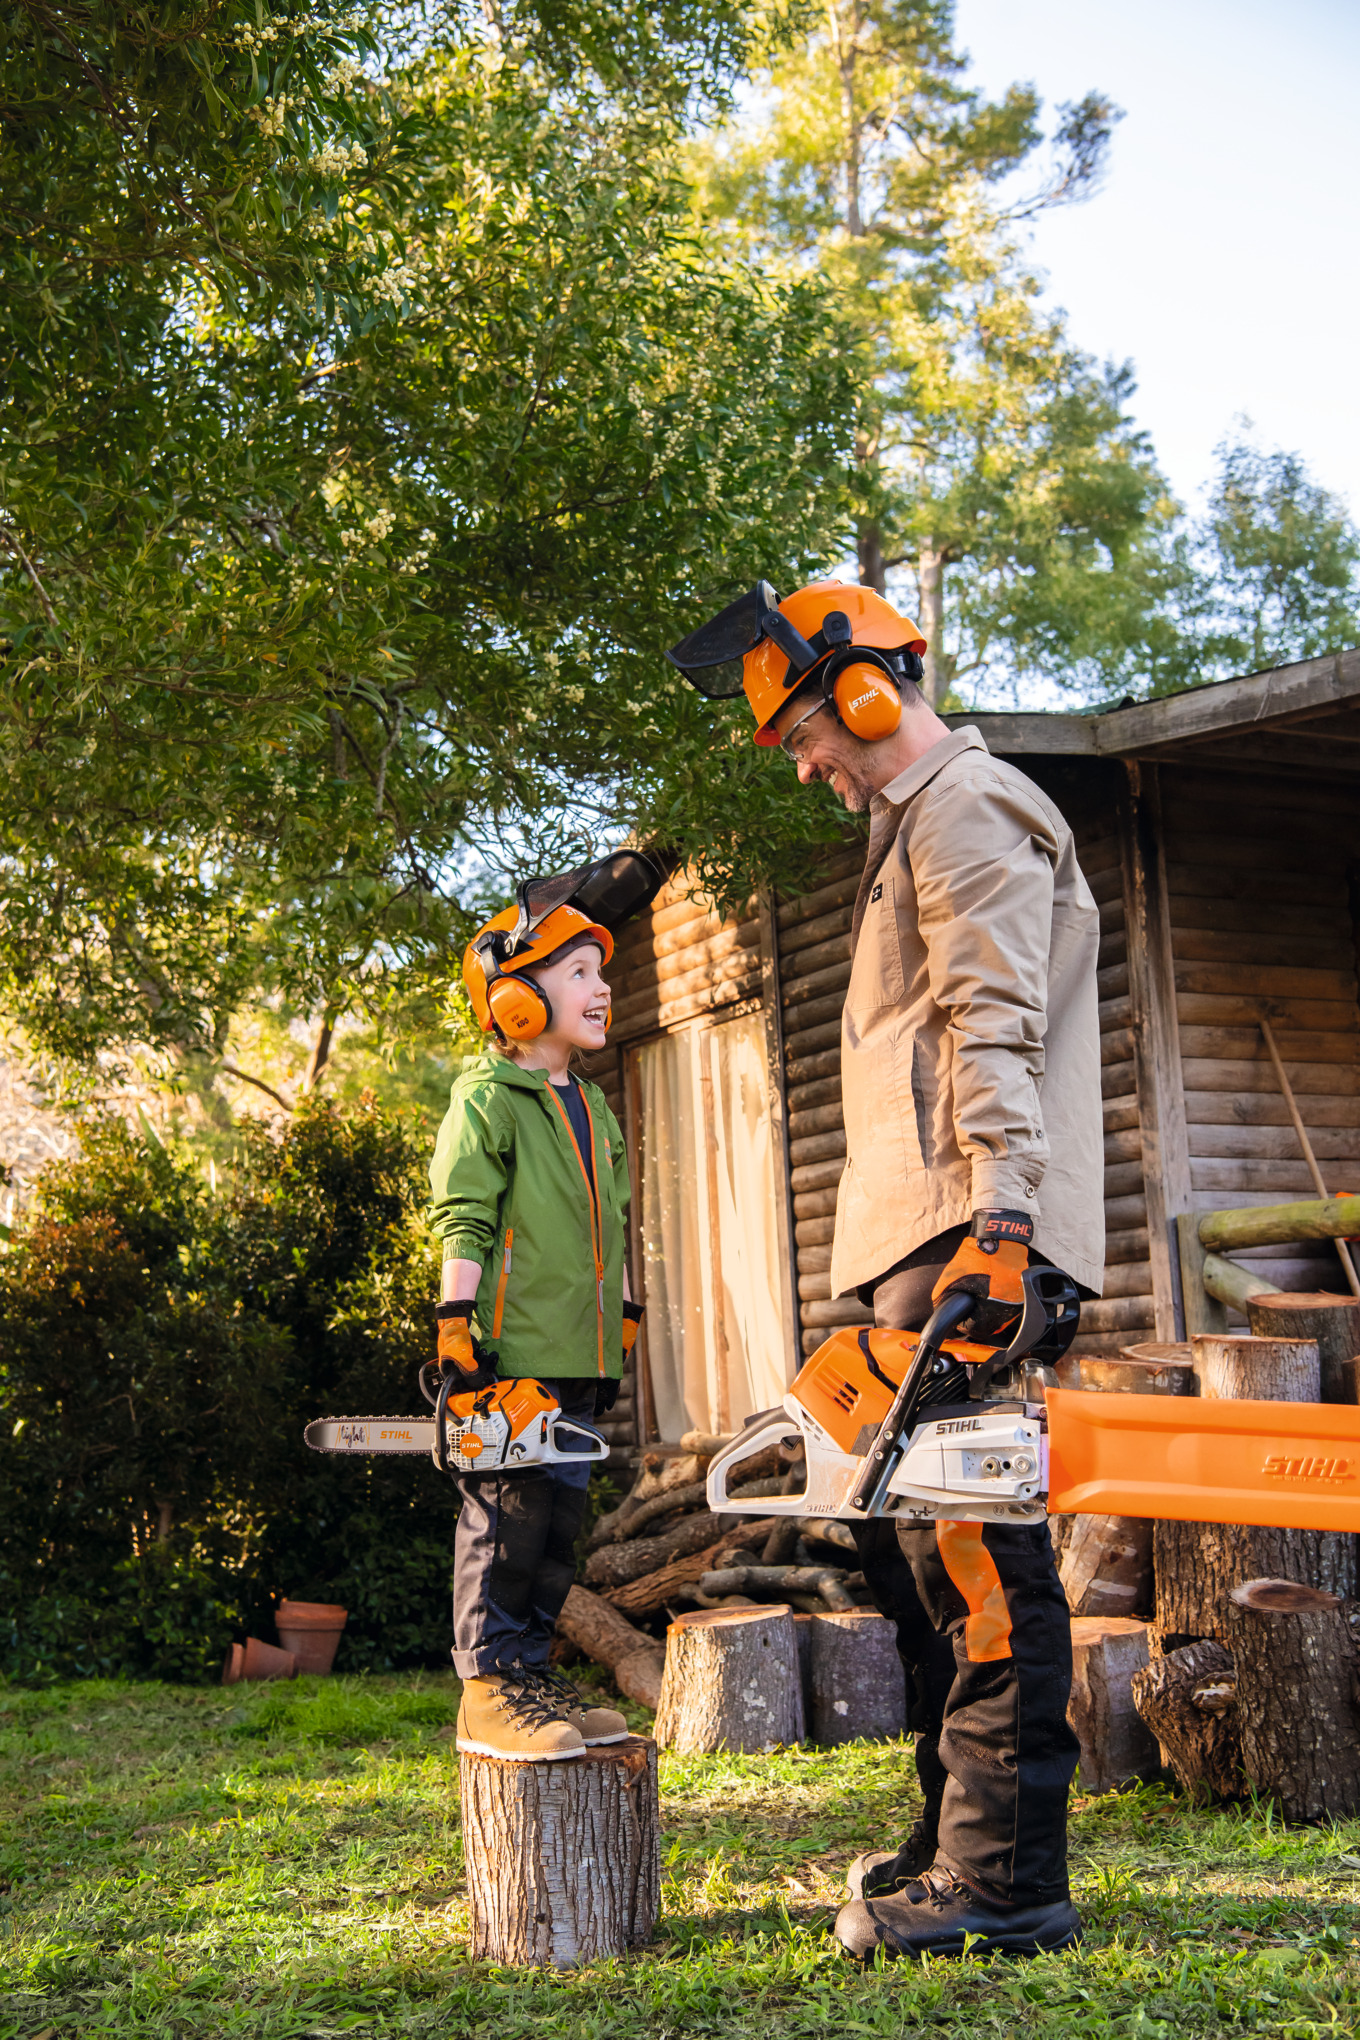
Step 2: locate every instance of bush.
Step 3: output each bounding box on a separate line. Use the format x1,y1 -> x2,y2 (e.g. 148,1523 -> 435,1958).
0,1102 -> 459,1682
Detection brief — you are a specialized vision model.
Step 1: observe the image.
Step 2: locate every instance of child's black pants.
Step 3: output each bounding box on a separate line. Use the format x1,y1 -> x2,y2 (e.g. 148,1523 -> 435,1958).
450,1378 -> 596,1679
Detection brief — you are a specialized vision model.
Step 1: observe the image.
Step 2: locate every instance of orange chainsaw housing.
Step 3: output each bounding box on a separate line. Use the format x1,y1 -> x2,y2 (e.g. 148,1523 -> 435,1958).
1047,1388 -> 1360,1532
442,1376 -> 554,1459
792,1325 -> 1000,1455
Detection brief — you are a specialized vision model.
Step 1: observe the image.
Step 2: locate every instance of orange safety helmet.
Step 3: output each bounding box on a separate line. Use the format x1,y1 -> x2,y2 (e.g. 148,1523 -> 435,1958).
665,579 -> 927,747
462,850 -> 665,1043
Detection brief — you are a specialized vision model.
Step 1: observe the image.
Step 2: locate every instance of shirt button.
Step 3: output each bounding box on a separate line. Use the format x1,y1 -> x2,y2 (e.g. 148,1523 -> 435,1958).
1025,1186 -> 1036,1197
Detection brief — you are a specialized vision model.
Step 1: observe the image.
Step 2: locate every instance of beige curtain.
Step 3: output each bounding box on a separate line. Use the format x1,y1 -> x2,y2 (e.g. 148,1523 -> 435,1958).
636,1012 -> 792,1441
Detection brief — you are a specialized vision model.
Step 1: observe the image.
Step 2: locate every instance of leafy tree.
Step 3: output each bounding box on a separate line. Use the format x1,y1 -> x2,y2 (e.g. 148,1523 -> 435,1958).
0,5 -> 861,1077
694,0 -> 1171,705
1196,436 -> 1360,678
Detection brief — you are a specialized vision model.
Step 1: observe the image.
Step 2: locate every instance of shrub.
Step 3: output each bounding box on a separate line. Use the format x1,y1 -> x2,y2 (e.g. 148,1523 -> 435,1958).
0,1103 -> 459,1682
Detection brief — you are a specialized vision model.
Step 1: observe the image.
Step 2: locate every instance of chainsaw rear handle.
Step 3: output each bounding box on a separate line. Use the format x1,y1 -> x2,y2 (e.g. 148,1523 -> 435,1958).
846,1290 -> 976,1516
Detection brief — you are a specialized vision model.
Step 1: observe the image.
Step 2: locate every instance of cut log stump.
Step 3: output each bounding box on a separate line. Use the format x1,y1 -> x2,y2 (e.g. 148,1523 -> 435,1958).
807,1610 -> 907,1745
459,1737 -> 660,1967
654,1605 -> 804,1753
1245,1293 -> 1360,1403
1130,1641 -> 1244,1801
1153,1333 -> 1360,1820
1067,1616 -> 1159,1794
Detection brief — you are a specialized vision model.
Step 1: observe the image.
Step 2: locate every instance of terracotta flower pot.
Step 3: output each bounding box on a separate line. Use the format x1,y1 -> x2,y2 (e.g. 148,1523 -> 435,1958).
275,1600 -> 348,1676
221,1642 -> 246,1686
242,1635 -> 299,1681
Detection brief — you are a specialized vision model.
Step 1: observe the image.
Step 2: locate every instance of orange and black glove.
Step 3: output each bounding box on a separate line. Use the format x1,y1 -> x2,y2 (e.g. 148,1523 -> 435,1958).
434,1303 -> 498,1392
931,1210 -> 1033,1344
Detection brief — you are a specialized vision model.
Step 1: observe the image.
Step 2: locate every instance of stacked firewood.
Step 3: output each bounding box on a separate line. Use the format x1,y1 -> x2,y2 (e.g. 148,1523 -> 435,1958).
582,1435 -> 870,1618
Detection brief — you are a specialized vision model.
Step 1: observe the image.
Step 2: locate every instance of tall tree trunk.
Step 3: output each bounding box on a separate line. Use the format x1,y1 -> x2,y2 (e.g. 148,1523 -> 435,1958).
916,541 -> 946,705
858,523 -> 885,595
302,1007 -> 336,1094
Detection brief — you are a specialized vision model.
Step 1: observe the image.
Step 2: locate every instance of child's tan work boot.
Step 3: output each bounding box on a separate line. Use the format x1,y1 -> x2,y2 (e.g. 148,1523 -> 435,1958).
526,1664 -> 630,1745
456,1668 -> 586,1761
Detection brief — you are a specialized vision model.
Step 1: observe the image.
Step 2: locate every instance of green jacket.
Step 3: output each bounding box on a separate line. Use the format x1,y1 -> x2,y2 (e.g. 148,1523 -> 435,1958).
428,1054 -> 631,1381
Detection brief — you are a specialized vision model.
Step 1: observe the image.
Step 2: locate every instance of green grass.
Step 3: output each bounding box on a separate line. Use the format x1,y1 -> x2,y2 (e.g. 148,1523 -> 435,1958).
2,1673 -> 1359,2038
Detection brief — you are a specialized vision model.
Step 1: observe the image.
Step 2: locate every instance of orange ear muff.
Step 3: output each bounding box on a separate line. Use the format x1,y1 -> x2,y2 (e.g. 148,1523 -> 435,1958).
832,660 -> 902,740
487,972 -> 552,1042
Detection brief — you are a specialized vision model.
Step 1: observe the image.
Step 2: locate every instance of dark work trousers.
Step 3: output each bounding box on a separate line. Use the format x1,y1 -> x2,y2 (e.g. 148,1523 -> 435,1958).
450,1378 -> 596,1680
853,1246 -> 1080,1904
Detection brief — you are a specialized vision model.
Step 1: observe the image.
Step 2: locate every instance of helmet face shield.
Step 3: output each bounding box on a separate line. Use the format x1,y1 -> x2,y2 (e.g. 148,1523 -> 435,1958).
664,582 -> 785,698
464,849 -> 667,1035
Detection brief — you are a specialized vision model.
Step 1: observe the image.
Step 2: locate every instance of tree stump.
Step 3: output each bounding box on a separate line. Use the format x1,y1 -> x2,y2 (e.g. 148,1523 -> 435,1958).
1130,1641 -> 1243,1800
1245,1293 -> 1360,1404
1067,1616 -> 1159,1794
1152,1333 -> 1360,1820
653,1606 -> 804,1752
459,1737 -> 659,1967
807,1610 -> 907,1745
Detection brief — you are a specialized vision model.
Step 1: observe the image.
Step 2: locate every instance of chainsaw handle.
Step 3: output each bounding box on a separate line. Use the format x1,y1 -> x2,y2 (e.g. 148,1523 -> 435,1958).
846,1290 -> 976,1516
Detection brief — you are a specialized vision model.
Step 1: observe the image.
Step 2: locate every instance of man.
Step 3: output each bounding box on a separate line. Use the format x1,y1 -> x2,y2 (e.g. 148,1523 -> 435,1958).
666,580 -> 1103,1961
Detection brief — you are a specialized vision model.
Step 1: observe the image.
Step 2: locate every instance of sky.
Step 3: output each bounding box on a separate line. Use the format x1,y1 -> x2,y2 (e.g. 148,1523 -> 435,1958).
951,0 -> 1360,516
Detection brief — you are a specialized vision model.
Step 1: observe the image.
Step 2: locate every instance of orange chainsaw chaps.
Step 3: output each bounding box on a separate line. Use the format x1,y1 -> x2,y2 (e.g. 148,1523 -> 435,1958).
1046,1387 -> 1360,1531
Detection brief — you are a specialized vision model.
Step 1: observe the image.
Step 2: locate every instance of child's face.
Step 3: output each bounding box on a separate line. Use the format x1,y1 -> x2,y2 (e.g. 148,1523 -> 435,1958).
531,940 -> 611,1053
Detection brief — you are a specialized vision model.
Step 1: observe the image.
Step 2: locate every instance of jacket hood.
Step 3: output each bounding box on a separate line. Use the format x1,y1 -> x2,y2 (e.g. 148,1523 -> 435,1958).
452,1053 -> 598,1095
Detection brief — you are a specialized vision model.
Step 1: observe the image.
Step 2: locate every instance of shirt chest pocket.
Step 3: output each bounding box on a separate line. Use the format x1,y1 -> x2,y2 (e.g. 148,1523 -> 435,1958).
846,868 -> 907,1012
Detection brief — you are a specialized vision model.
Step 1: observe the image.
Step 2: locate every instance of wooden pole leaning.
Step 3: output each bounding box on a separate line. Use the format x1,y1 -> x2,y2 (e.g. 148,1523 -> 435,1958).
1258,1018 -> 1360,1300
459,1738 -> 660,1967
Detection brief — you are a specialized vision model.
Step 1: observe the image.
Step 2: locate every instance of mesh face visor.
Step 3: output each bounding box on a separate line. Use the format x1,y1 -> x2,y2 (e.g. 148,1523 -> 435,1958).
512,850 -> 666,948
567,849 -> 666,928
664,582 -> 818,698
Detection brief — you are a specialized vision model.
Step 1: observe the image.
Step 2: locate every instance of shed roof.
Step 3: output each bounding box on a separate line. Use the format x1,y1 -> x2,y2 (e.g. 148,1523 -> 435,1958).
946,645 -> 1360,778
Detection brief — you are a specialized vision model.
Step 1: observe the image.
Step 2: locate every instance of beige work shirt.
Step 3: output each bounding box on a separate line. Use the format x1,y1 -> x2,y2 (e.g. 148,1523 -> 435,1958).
831,725 -> 1105,1300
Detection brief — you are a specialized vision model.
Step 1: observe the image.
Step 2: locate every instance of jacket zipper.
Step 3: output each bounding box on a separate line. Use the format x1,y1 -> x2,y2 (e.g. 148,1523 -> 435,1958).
491,1227 -> 513,1340
542,1082 -> 606,1376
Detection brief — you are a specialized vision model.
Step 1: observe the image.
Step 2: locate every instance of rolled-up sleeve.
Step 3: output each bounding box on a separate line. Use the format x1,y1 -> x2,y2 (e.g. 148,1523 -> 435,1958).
428,1091 -> 510,1262
906,775 -> 1058,1216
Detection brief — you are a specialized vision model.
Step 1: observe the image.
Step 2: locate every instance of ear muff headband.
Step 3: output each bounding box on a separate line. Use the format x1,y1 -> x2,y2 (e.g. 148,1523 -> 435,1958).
486,970 -> 552,1042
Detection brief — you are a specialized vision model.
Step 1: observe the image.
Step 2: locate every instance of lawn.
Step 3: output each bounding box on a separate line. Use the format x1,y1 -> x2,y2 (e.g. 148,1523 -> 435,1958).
2,1673 -> 1359,2039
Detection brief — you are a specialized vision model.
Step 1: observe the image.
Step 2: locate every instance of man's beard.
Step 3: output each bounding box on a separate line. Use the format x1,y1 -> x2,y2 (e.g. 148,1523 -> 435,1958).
815,764 -> 875,812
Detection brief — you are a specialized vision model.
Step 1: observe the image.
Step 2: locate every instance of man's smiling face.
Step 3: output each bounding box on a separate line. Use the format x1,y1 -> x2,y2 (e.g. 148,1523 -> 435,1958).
772,692 -> 881,813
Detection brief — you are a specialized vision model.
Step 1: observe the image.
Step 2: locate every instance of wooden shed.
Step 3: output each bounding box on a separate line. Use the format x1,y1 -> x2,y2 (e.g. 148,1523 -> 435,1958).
587,648 -> 1360,1452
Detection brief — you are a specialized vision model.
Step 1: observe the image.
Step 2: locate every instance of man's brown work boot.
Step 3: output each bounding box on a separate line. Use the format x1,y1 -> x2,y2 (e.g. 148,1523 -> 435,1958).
524,1664 -> 629,1745
456,1668 -> 586,1761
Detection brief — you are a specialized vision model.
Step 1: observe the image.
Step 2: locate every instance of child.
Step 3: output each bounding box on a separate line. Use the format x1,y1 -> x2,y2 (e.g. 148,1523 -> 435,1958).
429,868 -> 645,1760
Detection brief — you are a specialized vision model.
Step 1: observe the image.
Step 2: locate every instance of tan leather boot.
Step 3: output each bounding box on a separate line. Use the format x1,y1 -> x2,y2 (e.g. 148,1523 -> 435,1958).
526,1664 -> 629,1745
456,1669 -> 586,1761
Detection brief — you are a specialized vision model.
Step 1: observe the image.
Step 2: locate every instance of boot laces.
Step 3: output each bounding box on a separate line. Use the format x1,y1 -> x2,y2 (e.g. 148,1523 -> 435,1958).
492,1665 -> 573,1734
521,1663 -> 584,1714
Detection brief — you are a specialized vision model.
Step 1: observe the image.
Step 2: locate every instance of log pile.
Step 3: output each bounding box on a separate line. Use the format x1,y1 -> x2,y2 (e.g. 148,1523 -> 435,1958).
557,1439 -> 876,1704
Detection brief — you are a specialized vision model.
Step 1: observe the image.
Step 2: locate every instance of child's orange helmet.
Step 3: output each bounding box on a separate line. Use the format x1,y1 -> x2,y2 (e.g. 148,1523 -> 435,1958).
665,579 -> 926,747
462,851 -> 665,1043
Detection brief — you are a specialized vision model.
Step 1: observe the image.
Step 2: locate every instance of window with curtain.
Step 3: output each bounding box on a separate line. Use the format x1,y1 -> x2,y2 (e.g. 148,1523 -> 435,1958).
635,1010 -> 792,1441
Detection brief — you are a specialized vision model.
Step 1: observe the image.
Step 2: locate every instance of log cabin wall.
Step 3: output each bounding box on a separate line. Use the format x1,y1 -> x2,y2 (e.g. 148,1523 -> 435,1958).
1157,759 -> 1360,1303
581,870 -> 768,1449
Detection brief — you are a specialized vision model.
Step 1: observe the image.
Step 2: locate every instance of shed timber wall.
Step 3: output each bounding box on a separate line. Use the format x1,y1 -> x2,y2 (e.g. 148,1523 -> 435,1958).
580,870 -> 768,1447
1157,760 -> 1360,1301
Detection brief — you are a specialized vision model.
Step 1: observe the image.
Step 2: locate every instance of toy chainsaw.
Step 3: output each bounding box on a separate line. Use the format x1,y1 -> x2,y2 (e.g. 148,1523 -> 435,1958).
305,1374 -> 608,1478
708,1273 -> 1360,1533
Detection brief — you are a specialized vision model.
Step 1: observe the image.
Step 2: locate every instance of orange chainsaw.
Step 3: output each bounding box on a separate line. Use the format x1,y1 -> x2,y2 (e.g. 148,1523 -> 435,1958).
707,1276 -> 1360,1533
305,1376 -> 608,1477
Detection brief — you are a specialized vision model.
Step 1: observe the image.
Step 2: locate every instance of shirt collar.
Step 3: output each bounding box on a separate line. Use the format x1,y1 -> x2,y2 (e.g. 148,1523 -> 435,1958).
874,725 -> 987,810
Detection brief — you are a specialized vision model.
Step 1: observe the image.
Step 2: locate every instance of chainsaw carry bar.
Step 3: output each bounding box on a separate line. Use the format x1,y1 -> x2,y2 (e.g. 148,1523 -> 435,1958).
846,1292 -> 975,1516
